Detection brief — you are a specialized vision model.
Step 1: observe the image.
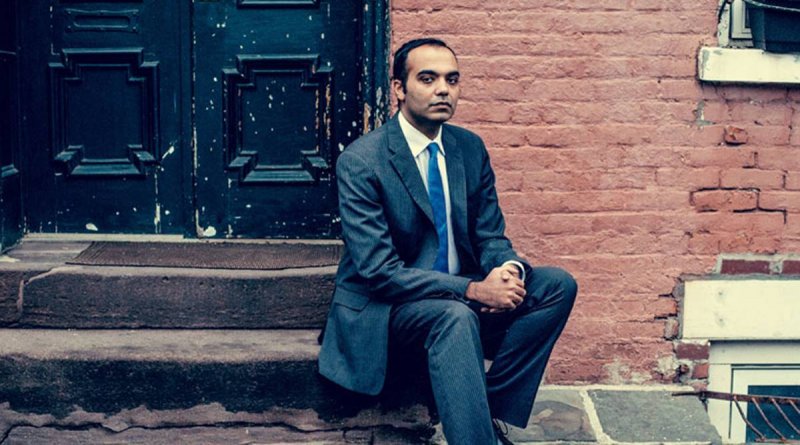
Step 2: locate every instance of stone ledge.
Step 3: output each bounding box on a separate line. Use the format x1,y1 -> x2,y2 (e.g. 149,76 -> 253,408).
683,280 -> 800,340
698,47 -> 800,85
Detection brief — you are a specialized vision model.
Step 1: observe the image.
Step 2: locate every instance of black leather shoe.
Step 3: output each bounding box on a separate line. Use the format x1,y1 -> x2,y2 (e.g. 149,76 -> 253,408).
492,419 -> 514,445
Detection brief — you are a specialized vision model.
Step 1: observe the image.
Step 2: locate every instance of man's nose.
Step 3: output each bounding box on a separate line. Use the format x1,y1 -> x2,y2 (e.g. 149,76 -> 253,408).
434,79 -> 450,96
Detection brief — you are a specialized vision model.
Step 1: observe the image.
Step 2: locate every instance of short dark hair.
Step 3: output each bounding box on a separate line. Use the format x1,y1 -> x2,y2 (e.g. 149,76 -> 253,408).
392,38 -> 457,88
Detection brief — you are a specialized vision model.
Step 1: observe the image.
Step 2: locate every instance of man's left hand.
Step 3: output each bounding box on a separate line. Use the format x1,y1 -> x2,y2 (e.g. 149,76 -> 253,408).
481,263 -> 524,314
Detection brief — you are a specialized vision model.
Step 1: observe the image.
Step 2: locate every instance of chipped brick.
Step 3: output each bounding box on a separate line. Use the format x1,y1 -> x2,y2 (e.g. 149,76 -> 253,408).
723,125 -> 749,145
692,362 -> 709,379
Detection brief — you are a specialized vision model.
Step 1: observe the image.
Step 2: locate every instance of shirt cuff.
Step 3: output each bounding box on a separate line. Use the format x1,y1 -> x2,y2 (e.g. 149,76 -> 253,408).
502,260 -> 526,282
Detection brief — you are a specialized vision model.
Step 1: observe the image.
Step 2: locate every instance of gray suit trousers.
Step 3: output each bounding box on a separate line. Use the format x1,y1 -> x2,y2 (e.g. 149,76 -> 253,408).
389,267 -> 577,445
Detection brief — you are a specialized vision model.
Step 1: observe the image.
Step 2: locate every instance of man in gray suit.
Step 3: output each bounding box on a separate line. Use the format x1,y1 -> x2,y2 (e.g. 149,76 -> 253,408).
319,38 -> 577,445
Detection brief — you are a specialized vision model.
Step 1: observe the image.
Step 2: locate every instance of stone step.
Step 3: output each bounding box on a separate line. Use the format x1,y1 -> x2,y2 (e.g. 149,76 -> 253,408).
0,240 -> 336,328
0,329 -> 433,444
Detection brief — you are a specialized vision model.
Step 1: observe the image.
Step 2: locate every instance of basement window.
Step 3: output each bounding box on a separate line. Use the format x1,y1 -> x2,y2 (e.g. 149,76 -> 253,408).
732,368 -> 800,443
707,343 -> 800,443
683,280 -> 800,443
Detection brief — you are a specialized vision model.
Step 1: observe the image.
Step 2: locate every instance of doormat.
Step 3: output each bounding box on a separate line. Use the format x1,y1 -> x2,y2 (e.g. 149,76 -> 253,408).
68,242 -> 342,270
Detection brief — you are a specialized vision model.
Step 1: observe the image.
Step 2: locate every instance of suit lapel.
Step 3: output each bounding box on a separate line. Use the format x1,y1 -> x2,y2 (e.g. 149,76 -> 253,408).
387,117 -> 435,224
442,126 -> 471,257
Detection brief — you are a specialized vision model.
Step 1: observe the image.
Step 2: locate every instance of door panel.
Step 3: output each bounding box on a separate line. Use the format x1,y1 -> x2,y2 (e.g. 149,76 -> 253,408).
19,0 -> 185,234
194,0 -> 361,238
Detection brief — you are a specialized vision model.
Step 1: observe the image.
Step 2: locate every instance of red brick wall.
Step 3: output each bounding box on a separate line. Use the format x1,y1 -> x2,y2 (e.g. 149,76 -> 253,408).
390,0 -> 800,384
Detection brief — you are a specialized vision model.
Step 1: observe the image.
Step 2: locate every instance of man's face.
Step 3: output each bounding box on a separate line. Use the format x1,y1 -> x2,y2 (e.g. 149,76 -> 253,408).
393,45 -> 460,132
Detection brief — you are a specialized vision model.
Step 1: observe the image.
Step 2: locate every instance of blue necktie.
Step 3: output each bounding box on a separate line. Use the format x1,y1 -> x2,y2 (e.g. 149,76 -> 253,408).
427,142 -> 449,273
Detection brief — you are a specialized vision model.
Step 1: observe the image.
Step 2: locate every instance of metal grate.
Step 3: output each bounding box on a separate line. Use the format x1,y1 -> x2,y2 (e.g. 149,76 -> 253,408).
675,391 -> 800,443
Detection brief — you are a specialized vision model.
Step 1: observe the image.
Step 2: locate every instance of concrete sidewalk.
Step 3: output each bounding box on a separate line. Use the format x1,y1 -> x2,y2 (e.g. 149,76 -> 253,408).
428,385 -> 722,445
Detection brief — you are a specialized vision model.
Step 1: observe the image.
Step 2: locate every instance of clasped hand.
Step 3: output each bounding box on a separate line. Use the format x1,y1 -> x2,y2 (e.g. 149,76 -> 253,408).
465,264 -> 526,313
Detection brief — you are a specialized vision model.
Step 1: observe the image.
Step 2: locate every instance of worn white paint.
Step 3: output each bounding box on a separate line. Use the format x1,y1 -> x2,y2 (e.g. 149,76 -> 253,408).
153,204 -> 161,227
161,145 -> 175,161
202,226 -> 217,237
85,223 -> 99,232
683,280 -> 800,340
698,47 -> 800,84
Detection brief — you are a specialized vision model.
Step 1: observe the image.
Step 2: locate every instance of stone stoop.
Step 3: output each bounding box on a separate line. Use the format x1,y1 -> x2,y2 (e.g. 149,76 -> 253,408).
0,239 -> 724,444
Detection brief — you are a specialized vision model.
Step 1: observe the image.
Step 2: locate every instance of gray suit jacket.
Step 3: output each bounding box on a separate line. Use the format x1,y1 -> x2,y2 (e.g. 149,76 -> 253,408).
318,115 -> 529,395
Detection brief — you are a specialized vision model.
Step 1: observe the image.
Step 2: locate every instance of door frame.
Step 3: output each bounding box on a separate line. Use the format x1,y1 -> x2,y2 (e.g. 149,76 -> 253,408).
1,0 -> 23,250
359,0 -> 391,133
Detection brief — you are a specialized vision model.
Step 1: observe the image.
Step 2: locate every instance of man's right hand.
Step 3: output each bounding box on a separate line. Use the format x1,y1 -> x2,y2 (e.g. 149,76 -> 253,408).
465,266 -> 526,313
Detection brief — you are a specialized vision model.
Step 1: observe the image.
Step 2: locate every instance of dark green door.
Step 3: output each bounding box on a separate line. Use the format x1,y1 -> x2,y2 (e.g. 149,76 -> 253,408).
193,0 -> 361,238
18,0 -> 365,238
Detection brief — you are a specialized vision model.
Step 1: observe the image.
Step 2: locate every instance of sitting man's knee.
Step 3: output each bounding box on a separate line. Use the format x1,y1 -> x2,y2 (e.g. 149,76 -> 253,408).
557,268 -> 578,300
440,300 -> 479,324
428,300 -> 479,335
536,266 -> 578,304
424,301 -> 480,349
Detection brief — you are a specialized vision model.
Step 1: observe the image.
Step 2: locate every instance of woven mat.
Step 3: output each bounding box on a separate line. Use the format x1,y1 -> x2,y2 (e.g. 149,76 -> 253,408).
68,242 -> 342,270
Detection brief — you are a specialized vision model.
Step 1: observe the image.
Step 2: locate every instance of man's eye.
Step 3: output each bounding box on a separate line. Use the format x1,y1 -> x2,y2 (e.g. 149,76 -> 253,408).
420,77 -> 433,83
447,77 -> 459,85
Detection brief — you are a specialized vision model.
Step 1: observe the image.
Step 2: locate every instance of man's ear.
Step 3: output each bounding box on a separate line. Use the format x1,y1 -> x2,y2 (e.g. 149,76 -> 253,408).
391,78 -> 405,102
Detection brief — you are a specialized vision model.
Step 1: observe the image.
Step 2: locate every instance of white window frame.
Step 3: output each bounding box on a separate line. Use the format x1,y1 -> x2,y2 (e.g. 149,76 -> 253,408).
730,0 -> 753,40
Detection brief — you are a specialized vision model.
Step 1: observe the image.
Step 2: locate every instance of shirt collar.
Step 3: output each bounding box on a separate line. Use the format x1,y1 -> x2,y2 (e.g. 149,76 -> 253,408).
397,111 -> 445,158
